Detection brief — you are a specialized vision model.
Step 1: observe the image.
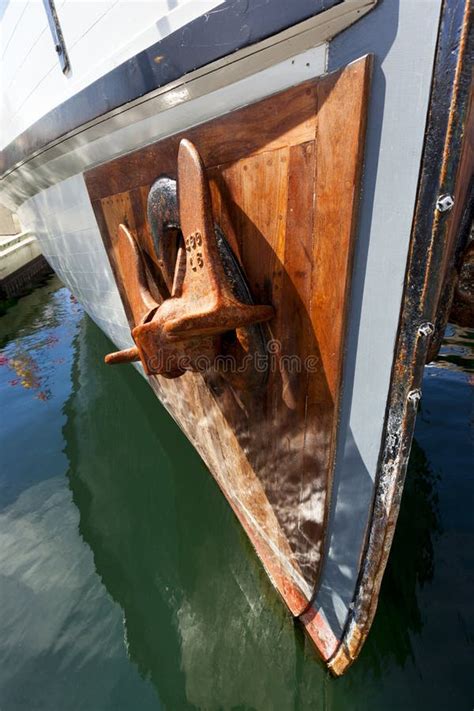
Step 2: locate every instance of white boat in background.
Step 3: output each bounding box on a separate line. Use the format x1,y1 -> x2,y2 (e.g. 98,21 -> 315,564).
0,0 -> 472,675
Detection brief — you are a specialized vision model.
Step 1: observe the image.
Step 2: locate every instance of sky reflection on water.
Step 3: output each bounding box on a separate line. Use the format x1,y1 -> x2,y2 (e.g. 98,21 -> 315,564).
0,277 -> 472,710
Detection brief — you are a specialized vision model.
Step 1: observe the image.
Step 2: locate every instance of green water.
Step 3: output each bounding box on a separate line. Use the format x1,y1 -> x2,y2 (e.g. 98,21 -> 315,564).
0,275 -> 472,711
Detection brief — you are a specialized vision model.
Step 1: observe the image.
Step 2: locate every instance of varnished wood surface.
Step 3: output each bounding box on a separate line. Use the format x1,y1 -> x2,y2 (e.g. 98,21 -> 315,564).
85,56 -> 371,655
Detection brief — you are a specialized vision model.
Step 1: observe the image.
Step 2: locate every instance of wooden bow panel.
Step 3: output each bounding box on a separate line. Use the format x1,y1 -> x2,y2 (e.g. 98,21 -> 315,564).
85,55 -> 371,660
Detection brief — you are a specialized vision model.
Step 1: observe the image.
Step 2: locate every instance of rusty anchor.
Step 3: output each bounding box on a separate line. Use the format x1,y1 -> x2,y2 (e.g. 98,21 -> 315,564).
105,139 -> 274,386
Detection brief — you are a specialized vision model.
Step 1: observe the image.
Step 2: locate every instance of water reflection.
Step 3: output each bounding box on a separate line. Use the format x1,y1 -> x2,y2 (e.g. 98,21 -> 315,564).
64,312 -> 468,710
432,323 -> 474,373
0,277 -> 157,711
64,315 -> 329,710
1,276 -> 473,710
0,277 -> 79,402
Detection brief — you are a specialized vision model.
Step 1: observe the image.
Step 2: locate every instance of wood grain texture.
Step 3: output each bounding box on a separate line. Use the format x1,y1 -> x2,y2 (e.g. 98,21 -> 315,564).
85,56 -> 371,656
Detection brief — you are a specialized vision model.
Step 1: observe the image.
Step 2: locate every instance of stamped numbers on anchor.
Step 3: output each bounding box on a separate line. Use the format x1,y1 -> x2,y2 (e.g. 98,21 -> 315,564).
186,231 -> 204,272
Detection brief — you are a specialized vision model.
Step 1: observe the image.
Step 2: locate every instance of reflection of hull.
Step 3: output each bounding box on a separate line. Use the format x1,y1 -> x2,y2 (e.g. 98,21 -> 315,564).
64,316 -> 330,708
0,0 -> 472,674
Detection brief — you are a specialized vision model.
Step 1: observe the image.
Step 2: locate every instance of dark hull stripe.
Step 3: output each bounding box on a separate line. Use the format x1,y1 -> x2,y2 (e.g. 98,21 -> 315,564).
0,0 -> 341,178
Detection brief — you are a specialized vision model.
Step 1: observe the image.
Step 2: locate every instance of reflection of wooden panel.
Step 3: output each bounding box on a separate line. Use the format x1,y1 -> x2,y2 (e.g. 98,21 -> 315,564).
85,56 -> 371,654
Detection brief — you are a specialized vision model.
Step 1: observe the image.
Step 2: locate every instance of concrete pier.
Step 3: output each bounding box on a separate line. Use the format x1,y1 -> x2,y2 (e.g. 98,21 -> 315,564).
0,206 -> 51,299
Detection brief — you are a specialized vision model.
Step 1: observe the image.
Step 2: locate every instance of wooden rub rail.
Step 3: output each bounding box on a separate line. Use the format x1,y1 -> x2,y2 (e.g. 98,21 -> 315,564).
85,56 -> 372,661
